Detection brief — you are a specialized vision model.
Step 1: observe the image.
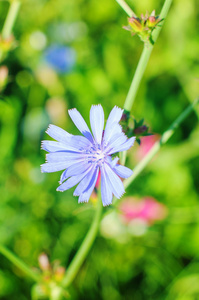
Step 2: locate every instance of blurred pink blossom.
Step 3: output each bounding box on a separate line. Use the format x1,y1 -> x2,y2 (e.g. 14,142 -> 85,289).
119,196 -> 167,225
136,134 -> 159,161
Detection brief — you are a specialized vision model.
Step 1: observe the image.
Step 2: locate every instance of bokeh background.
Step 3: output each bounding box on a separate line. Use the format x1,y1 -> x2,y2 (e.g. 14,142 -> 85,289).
0,0 -> 199,299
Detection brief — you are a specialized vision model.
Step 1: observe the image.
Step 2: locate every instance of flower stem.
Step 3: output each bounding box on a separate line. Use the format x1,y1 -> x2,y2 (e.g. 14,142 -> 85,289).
123,0 -> 173,112
2,0 -> 21,39
0,244 -> 40,282
61,193 -> 103,288
123,98 -> 199,190
115,0 -> 136,17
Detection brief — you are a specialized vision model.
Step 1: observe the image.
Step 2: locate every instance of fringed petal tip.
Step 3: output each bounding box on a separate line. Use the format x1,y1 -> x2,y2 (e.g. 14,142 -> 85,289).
111,190 -> 125,202
41,141 -> 45,150
91,104 -> 102,109
103,202 -> 112,207
45,124 -> 53,135
68,108 -> 76,114
73,191 -> 79,197
56,186 -> 63,192
117,190 -> 125,199
78,195 -> 89,203
111,106 -> 124,122
78,199 -> 89,204
113,105 -> 124,112
40,164 -> 44,173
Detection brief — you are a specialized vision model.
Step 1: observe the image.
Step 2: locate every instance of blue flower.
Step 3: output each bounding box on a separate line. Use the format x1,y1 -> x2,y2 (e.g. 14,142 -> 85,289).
44,45 -> 76,73
41,105 -> 135,206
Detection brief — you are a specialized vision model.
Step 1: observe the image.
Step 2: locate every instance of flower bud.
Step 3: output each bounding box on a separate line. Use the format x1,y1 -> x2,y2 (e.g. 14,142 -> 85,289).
121,110 -> 130,122
0,35 -> 15,53
0,66 -> 8,91
54,266 -> 65,282
128,17 -> 143,32
38,253 -> 50,271
133,125 -> 148,135
123,10 -> 163,45
146,16 -> 162,28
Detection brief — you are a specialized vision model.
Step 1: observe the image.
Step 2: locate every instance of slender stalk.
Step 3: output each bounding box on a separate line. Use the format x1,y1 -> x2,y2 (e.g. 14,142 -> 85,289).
2,0 -> 21,39
115,0 -> 136,17
62,193 -> 103,288
0,244 -> 40,282
123,0 -> 173,111
122,98 -> 199,190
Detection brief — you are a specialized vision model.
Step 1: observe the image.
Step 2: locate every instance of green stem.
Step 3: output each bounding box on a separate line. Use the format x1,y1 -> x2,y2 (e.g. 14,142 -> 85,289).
115,0 -> 136,17
123,98 -> 199,190
0,244 -> 40,282
123,0 -> 173,111
2,0 -> 21,39
62,193 -> 103,288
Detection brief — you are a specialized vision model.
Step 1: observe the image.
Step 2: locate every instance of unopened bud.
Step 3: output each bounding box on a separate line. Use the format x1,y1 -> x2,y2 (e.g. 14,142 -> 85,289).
54,266 -> 65,282
123,10 -> 163,45
128,17 -> 143,32
146,16 -> 161,28
134,125 -> 148,135
121,110 -> 130,122
38,253 -> 50,271
0,35 -> 15,52
0,66 -> 8,91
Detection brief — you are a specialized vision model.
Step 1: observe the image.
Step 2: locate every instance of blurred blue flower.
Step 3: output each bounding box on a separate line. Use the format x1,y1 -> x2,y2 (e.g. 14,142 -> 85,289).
44,45 -> 76,73
41,105 -> 135,206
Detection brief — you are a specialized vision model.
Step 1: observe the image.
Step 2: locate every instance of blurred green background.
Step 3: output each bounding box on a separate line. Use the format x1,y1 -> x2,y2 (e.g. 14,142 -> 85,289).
0,0 -> 199,299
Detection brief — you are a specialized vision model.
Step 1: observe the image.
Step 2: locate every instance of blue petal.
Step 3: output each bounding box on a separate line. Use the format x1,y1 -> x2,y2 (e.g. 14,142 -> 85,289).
41,139 -> 88,153
104,163 -> 125,199
46,152 -> 85,163
113,164 -> 133,178
100,165 -> 113,206
59,161 -> 90,184
69,135 -> 92,149
103,122 -> 122,144
74,164 -> 98,196
46,124 -> 72,143
90,105 -> 104,144
78,167 -> 99,203
57,164 -> 93,192
105,106 -> 123,129
105,133 -> 127,153
44,135 -> 92,154
103,106 -> 123,144
41,141 -> 71,152
68,108 -> 93,142
41,161 -> 74,173
106,156 -> 119,168
108,136 -> 135,154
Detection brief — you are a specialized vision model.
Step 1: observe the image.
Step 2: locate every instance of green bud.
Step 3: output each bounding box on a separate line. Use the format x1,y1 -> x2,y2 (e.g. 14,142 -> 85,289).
0,35 -> 15,53
146,16 -> 162,28
128,17 -> 143,32
123,10 -> 163,45
0,66 -> 8,92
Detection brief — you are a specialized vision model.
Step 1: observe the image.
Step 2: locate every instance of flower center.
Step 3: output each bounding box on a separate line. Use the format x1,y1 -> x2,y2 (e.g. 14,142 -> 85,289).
95,149 -> 105,161
86,144 -> 106,166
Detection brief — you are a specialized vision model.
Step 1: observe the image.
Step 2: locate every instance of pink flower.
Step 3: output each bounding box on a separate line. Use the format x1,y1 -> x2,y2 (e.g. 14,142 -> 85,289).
136,135 -> 159,161
119,196 -> 167,225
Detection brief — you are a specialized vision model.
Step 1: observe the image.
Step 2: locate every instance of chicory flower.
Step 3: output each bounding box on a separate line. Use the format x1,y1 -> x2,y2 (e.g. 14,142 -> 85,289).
41,105 -> 135,206
44,45 -> 76,73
